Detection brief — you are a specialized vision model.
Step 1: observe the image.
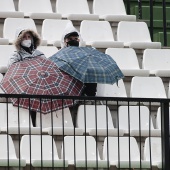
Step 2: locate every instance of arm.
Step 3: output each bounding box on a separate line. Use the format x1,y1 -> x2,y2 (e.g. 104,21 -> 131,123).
8,52 -> 20,68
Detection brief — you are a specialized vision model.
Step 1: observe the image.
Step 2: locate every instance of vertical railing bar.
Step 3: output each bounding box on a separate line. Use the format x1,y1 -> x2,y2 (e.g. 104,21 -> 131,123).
162,0 -> 167,46
117,100 -> 120,169
106,100 -> 109,170
149,101 -> 152,170
149,0 -> 154,41
138,0 -> 142,19
40,98 -> 43,169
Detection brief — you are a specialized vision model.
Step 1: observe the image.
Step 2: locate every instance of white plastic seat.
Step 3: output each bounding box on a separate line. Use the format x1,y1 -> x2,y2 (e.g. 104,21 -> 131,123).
42,19 -> 72,47
80,20 -> 124,48
37,46 -> 58,58
0,0 -> 24,18
56,0 -> 99,21
119,106 -> 160,136
143,49 -> 170,77
156,107 -> 170,131
0,45 -> 16,73
130,77 -> 167,99
103,137 -> 150,168
21,135 -> 68,167
96,79 -> 127,97
18,0 -> 61,19
62,136 -> 108,168
3,18 -> 37,44
36,108 -> 83,135
144,137 -> 162,168
93,0 -> 136,22
106,48 -> 149,76
117,21 -> 161,49
0,134 -> 26,167
77,105 -> 124,136
0,38 -> 9,45
0,103 -> 40,134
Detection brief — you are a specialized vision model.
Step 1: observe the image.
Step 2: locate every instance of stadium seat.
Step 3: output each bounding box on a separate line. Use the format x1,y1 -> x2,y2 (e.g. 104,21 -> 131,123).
21,135 -> 68,167
156,107 -> 170,130
0,134 -> 26,167
37,46 -> 58,58
105,48 -> 149,76
41,19 -> 72,47
56,0 -> 99,21
77,105 -> 124,136
36,108 -> 83,135
3,18 -> 37,44
103,137 -> 150,168
144,137 -> 162,169
0,103 -> 40,134
18,0 -> 61,19
119,106 -> 161,136
96,79 -> 127,97
61,136 -> 108,168
0,45 -> 16,73
93,0 -> 136,22
0,0 -> 24,18
143,49 -> 170,77
117,21 -> 161,49
80,20 -> 124,48
130,77 -> 167,99
0,38 -> 9,45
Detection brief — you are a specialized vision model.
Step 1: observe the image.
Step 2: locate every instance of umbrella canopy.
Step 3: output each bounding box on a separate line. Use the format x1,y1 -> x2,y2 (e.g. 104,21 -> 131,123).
49,46 -> 124,84
0,56 -> 83,114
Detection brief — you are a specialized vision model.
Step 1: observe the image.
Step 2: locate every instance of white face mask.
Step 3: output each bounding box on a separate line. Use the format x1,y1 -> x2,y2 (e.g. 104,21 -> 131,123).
21,39 -> 32,48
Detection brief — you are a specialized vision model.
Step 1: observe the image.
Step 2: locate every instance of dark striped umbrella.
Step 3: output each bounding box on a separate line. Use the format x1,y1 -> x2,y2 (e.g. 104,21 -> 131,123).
49,46 -> 124,84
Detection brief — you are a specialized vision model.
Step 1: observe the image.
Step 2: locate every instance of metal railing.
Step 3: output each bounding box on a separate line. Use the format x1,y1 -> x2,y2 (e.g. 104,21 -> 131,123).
0,93 -> 169,169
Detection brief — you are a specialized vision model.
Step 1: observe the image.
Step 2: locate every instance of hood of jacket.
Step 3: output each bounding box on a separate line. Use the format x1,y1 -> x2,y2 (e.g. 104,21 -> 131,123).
14,28 -> 41,51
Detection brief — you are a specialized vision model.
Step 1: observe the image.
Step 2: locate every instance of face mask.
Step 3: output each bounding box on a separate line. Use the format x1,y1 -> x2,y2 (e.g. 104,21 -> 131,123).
67,40 -> 79,47
21,39 -> 32,48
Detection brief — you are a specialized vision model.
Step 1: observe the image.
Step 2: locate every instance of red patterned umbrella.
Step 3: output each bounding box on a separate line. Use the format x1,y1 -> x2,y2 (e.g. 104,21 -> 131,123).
0,56 -> 83,114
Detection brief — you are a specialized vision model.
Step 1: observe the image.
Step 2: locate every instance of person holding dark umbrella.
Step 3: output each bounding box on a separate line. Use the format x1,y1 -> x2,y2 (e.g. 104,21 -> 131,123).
8,27 -> 46,127
60,23 -> 97,97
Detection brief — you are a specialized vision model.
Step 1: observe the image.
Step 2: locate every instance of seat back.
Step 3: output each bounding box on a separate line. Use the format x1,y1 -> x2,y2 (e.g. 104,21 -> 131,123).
80,20 -> 114,42
0,45 -> 15,68
21,135 -> 59,163
3,18 -> 37,43
117,21 -> 151,42
19,0 -> 53,13
143,49 -> 170,70
106,48 -> 140,69
37,46 -> 58,58
0,0 -> 16,11
103,137 -> 140,161
62,136 -> 101,160
0,103 -> 33,128
77,105 -> 114,131
36,108 -> 73,128
93,0 -> 126,15
144,137 -> 161,163
0,134 -> 17,159
130,77 -> 167,98
96,79 -> 127,97
56,0 -> 90,14
42,19 -> 72,43
119,106 -> 154,131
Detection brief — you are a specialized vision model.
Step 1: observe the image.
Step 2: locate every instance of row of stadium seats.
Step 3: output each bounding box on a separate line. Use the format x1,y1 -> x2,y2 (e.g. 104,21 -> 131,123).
0,45 -> 169,76
0,18 -> 161,49
0,102 -> 167,136
0,134 -> 162,169
0,0 -> 136,21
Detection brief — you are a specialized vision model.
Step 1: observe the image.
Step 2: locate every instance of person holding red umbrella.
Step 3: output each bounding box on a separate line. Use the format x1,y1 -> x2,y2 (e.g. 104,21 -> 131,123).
8,27 -> 46,126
